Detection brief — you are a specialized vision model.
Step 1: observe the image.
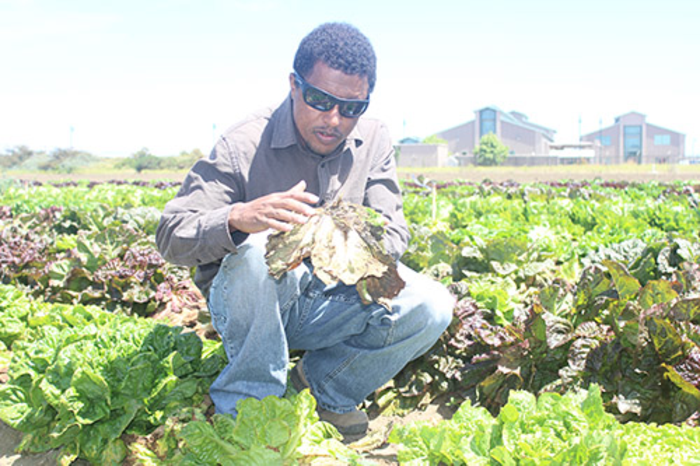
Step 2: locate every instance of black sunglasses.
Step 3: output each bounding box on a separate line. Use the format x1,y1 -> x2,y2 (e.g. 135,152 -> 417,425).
293,71 -> 370,118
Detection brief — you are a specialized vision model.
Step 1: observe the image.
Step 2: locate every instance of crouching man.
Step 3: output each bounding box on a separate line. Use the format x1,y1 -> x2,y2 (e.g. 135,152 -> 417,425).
156,22 -> 454,436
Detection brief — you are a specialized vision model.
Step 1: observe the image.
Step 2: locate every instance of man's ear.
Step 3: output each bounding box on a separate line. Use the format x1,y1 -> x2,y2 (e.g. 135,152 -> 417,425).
289,73 -> 297,99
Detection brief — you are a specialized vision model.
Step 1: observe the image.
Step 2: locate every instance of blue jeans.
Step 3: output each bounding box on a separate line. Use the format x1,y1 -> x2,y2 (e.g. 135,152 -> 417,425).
207,232 -> 454,415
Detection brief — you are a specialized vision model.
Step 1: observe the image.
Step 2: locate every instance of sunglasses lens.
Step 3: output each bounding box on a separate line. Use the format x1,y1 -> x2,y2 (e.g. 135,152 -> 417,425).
304,87 -> 335,111
339,101 -> 368,118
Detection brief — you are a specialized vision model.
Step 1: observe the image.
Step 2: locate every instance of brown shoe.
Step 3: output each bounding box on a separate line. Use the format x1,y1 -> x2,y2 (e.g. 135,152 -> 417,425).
291,361 -> 369,436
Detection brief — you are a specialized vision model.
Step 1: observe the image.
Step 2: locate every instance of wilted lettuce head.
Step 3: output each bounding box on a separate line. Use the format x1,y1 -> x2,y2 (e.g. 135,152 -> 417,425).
265,199 -> 404,310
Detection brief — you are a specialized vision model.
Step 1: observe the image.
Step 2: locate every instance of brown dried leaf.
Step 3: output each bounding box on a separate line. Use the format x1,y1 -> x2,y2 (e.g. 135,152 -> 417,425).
265,212 -> 319,280
264,199 -> 404,310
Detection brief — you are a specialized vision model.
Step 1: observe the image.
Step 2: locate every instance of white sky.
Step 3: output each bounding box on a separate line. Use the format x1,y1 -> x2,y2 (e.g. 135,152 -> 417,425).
1,0 -> 699,158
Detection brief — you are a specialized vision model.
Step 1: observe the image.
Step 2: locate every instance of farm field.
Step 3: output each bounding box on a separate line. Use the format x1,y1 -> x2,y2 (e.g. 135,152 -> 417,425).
8,161 -> 700,185
2,172 -> 700,464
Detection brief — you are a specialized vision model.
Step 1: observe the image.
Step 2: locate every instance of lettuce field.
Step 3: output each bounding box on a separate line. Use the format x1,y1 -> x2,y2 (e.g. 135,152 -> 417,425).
2,177 -> 700,464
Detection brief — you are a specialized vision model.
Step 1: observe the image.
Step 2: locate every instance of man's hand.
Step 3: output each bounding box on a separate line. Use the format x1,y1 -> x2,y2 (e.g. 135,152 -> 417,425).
228,181 -> 320,234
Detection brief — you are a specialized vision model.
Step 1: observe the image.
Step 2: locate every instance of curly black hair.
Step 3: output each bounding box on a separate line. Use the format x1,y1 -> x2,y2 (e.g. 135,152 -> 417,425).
293,22 -> 377,94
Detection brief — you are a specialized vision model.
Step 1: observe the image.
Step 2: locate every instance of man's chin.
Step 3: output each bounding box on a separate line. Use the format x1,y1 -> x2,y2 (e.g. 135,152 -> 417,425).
309,142 -> 341,156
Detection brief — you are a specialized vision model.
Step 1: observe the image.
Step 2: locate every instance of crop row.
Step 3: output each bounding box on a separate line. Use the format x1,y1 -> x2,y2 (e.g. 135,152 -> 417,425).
1,178 -> 700,463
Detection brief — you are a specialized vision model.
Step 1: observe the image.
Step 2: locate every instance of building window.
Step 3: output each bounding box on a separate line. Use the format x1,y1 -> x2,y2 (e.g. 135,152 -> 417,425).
654,134 -> 671,145
624,125 -> 642,162
595,135 -> 611,146
480,109 -> 496,137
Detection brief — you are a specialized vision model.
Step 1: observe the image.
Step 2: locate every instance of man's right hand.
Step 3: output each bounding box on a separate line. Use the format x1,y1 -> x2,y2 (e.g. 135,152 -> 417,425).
227,180 -> 320,234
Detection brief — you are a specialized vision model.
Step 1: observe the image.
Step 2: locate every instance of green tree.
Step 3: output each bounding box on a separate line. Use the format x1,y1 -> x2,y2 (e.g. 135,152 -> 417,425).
0,145 -> 41,169
118,147 -> 162,173
160,148 -> 205,170
38,148 -> 98,173
474,133 -> 509,166
422,134 -> 448,145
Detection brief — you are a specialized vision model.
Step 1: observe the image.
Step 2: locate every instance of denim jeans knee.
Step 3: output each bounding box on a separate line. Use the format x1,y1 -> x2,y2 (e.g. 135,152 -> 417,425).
207,232 -> 311,415
296,263 -> 455,412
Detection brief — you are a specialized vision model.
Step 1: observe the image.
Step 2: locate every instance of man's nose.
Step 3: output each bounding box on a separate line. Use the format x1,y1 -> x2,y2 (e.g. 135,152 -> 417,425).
323,105 -> 342,126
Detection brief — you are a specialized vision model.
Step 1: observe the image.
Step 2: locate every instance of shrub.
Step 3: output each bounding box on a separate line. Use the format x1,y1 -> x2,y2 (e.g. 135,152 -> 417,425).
474,133 -> 509,166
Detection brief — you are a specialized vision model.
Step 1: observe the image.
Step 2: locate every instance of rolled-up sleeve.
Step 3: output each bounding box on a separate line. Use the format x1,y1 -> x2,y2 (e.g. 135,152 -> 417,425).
156,138 -> 244,267
363,123 -> 410,260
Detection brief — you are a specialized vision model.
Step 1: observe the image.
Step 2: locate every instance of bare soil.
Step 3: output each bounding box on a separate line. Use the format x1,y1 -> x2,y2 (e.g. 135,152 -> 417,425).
0,424 -> 60,466
346,397 -> 458,465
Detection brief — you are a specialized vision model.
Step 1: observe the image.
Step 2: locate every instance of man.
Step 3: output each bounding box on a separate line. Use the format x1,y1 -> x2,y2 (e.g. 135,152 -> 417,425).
156,22 -> 454,436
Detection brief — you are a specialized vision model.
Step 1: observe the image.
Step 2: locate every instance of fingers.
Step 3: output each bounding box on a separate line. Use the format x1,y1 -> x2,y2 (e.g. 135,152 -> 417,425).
287,180 -> 319,208
266,203 -> 313,229
290,180 -> 306,192
283,197 -> 318,219
265,215 -> 304,232
240,202 -> 311,233
278,181 -> 318,218
228,181 -> 320,234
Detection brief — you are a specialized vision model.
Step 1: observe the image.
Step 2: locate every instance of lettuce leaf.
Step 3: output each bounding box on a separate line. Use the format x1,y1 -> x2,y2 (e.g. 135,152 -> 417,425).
178,390 -> 360,465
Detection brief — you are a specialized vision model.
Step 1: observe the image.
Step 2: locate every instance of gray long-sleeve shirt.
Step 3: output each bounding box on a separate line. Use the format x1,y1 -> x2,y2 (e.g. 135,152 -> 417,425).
156,95 -> 410,297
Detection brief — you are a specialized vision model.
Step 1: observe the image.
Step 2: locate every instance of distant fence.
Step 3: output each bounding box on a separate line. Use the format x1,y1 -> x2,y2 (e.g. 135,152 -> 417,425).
452,155 -> 574,167
452,155 -> 697,167
397,148 -> 696,168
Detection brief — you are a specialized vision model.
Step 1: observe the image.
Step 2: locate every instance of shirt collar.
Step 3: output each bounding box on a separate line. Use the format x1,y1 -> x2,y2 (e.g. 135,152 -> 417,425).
271,94 -> 365,152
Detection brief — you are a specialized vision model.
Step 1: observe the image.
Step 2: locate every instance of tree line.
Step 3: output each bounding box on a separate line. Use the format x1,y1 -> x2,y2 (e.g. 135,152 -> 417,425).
0,146 -> 206,173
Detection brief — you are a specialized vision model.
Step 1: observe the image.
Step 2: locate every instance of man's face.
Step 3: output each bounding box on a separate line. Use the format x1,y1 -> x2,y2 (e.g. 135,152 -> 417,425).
290,61 -> 370,156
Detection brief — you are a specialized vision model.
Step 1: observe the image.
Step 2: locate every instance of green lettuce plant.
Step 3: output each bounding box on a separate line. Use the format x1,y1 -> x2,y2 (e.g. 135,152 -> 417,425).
176,390 -> 363,465
389,385 -> 700,464
0,285 -> 225,464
